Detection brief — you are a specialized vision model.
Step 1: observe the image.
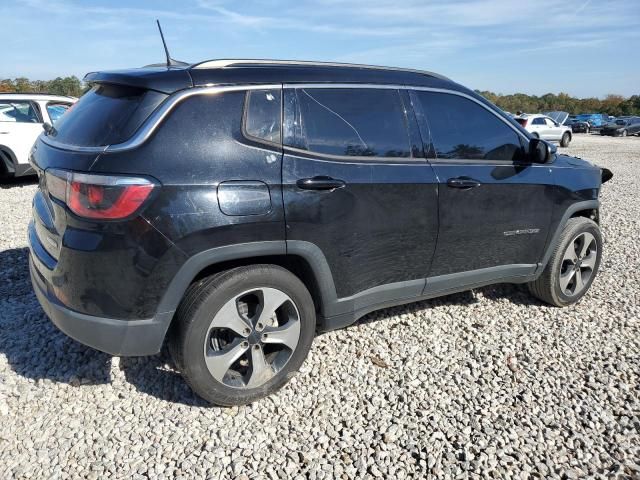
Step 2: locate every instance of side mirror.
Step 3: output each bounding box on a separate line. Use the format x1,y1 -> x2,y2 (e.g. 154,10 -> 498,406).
529,138 -> 555,163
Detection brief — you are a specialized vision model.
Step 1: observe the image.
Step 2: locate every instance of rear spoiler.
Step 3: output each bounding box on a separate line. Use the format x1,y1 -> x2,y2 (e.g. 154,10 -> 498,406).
601,168 -> 613,184
83,67 -> 193,94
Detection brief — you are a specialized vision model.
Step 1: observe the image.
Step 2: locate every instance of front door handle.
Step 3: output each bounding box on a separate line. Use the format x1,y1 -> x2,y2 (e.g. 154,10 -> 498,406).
447,177 -> 481,189
296,176 -> 346,191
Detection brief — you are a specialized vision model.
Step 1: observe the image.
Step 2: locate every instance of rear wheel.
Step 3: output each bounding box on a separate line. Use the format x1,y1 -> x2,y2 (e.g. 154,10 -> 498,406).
170,265 -> 316,405
531,132 -> 540,139
560,132 -> 571,147
621,129 -> 628,137
528,217 -> 601,307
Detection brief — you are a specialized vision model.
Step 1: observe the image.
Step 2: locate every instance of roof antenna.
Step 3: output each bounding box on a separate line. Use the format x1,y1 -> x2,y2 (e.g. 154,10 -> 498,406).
151,20 -> 189,68
157,20 -> 172,67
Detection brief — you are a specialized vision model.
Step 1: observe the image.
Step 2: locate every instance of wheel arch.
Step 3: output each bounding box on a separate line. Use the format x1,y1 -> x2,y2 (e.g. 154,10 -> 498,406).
157,241 -> 338,335
0,145 -> 17,176
539,200 -> 600,270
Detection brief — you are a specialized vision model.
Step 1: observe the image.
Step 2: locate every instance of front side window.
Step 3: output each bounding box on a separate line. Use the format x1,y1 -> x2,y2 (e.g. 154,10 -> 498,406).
293,88 -> 411,158
0,101 -> 40,123
46,103 -> 71,124
532,117 -> 546,125
414,91 -> 523,161
244,89 -> 281,144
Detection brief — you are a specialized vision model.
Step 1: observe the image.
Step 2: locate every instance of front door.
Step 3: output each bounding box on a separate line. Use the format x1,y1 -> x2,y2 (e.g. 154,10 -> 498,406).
282,86 -> 438,317
410,90 -> 554,289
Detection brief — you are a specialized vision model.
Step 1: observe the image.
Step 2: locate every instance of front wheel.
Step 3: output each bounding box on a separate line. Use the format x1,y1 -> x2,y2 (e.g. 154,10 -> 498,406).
170,265 -> 316,405
560,132 -> 571,147
528,217 -> 602,307
621,129 -> 628,137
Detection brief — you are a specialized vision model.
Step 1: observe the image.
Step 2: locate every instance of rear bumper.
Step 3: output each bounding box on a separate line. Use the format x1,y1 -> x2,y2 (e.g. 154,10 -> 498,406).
29,254 -> 172,356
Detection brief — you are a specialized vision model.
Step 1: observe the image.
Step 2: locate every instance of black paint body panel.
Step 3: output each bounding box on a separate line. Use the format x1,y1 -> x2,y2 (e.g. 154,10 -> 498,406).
27,63 -> 609,356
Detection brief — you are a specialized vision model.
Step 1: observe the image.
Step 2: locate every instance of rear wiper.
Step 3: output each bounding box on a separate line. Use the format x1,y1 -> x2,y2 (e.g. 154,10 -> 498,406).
42,122 -> 57,136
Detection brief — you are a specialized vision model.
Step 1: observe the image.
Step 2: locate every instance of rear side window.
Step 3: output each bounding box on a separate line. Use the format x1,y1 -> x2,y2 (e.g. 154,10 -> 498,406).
0,101 -> 40,123
243,89 -> 281,144
293,88 -> 411,158
50,84 -> 167,147
414,91 -> 523,161
46,103 -> 71,124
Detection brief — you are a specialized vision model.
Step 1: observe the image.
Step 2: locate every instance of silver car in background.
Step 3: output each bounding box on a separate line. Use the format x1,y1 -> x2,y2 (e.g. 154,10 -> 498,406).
515,113 -> 572,147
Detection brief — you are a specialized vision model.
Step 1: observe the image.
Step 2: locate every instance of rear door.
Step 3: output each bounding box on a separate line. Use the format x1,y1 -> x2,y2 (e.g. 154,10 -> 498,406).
410,89 -> 554,289
282,86 -> 438,315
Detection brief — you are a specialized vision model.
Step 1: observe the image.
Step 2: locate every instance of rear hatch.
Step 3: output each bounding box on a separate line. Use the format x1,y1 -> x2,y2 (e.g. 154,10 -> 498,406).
30,75 -> 181,263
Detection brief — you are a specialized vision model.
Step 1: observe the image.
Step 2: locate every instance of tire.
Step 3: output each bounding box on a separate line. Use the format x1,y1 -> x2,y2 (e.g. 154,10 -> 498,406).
621,129 -> 628,137
600,130 -> 605,136
169,265 -> 316,406
531,132 -> 540,139
528,217 -> 602,307
560,132 -> 571,147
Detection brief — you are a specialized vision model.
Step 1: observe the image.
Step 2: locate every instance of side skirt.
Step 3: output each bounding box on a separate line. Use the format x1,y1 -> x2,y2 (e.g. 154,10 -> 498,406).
317,264 -> 538,332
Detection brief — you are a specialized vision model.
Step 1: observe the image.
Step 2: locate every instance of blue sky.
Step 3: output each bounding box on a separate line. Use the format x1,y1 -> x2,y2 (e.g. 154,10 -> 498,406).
1,0 -> 639,97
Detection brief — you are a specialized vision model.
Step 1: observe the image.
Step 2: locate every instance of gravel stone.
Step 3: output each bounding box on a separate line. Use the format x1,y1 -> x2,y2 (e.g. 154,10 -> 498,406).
0,135 -> 639,478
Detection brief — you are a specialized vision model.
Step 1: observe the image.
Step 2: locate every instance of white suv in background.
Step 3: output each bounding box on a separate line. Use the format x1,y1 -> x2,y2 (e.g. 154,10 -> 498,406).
0,94 -> 76,178
515,113 -> 572,147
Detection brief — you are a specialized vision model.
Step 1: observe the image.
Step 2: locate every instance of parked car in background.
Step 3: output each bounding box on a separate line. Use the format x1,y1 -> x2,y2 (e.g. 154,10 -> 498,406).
29,59 -> 612,405
515,113 -> 572,146
574,113 -> 607,129
600,117 -> 640,137
544,111 -> 590,134
0,94 -> 76,179
566,117 -> 590,133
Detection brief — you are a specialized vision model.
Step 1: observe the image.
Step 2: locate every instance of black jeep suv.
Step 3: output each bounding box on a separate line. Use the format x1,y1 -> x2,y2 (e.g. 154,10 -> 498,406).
28,60 -> 612,405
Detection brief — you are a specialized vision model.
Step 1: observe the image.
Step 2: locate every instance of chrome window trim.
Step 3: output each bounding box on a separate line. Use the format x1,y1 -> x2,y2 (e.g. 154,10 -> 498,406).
284,145 -> 421,164
39,82 -> 527,154
284,83 -> 529,143
39,84 -> 281,154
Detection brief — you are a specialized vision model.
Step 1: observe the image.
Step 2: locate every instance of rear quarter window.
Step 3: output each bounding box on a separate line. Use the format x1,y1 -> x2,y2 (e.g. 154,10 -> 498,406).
50,84 -> 167,147
243,89 -> 281,145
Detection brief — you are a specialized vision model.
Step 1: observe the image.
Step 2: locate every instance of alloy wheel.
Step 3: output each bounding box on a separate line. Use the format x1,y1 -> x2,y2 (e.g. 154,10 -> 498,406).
559,232 -> 597,297
203,287 -> 301,389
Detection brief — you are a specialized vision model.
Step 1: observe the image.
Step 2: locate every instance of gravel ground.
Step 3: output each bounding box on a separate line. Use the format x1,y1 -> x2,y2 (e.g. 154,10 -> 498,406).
1,134 -> 639,479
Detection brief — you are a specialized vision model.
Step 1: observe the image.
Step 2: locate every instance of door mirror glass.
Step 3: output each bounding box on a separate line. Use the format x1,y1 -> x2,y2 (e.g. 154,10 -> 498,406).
529,138 -> 555,163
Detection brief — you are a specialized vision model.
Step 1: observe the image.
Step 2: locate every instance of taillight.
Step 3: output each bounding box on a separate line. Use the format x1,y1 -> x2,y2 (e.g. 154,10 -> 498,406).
46,169 -> 155,220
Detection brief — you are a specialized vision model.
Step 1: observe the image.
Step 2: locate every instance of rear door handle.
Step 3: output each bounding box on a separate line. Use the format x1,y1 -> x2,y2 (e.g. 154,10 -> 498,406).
447,177 -> 481,189
296,176 -> 346,191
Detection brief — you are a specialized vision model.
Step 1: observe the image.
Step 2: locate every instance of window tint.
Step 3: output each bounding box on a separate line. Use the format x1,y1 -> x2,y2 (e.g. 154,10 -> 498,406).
294,88 -> 410,158
0,101 -> 40,123
415,91 -> 523,161
532,117 -> 545,125
50,84 -> 167,147
244,89 -> 281,144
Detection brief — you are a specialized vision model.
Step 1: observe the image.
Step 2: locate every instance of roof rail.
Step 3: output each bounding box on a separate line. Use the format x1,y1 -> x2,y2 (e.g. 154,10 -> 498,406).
190,58 -> 450,81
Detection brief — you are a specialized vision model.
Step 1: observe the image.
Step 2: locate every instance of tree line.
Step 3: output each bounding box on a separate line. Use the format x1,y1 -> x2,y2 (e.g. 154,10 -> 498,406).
0,76 -> 85,98
477,91 -> 640,117
1,76 -> 638,117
